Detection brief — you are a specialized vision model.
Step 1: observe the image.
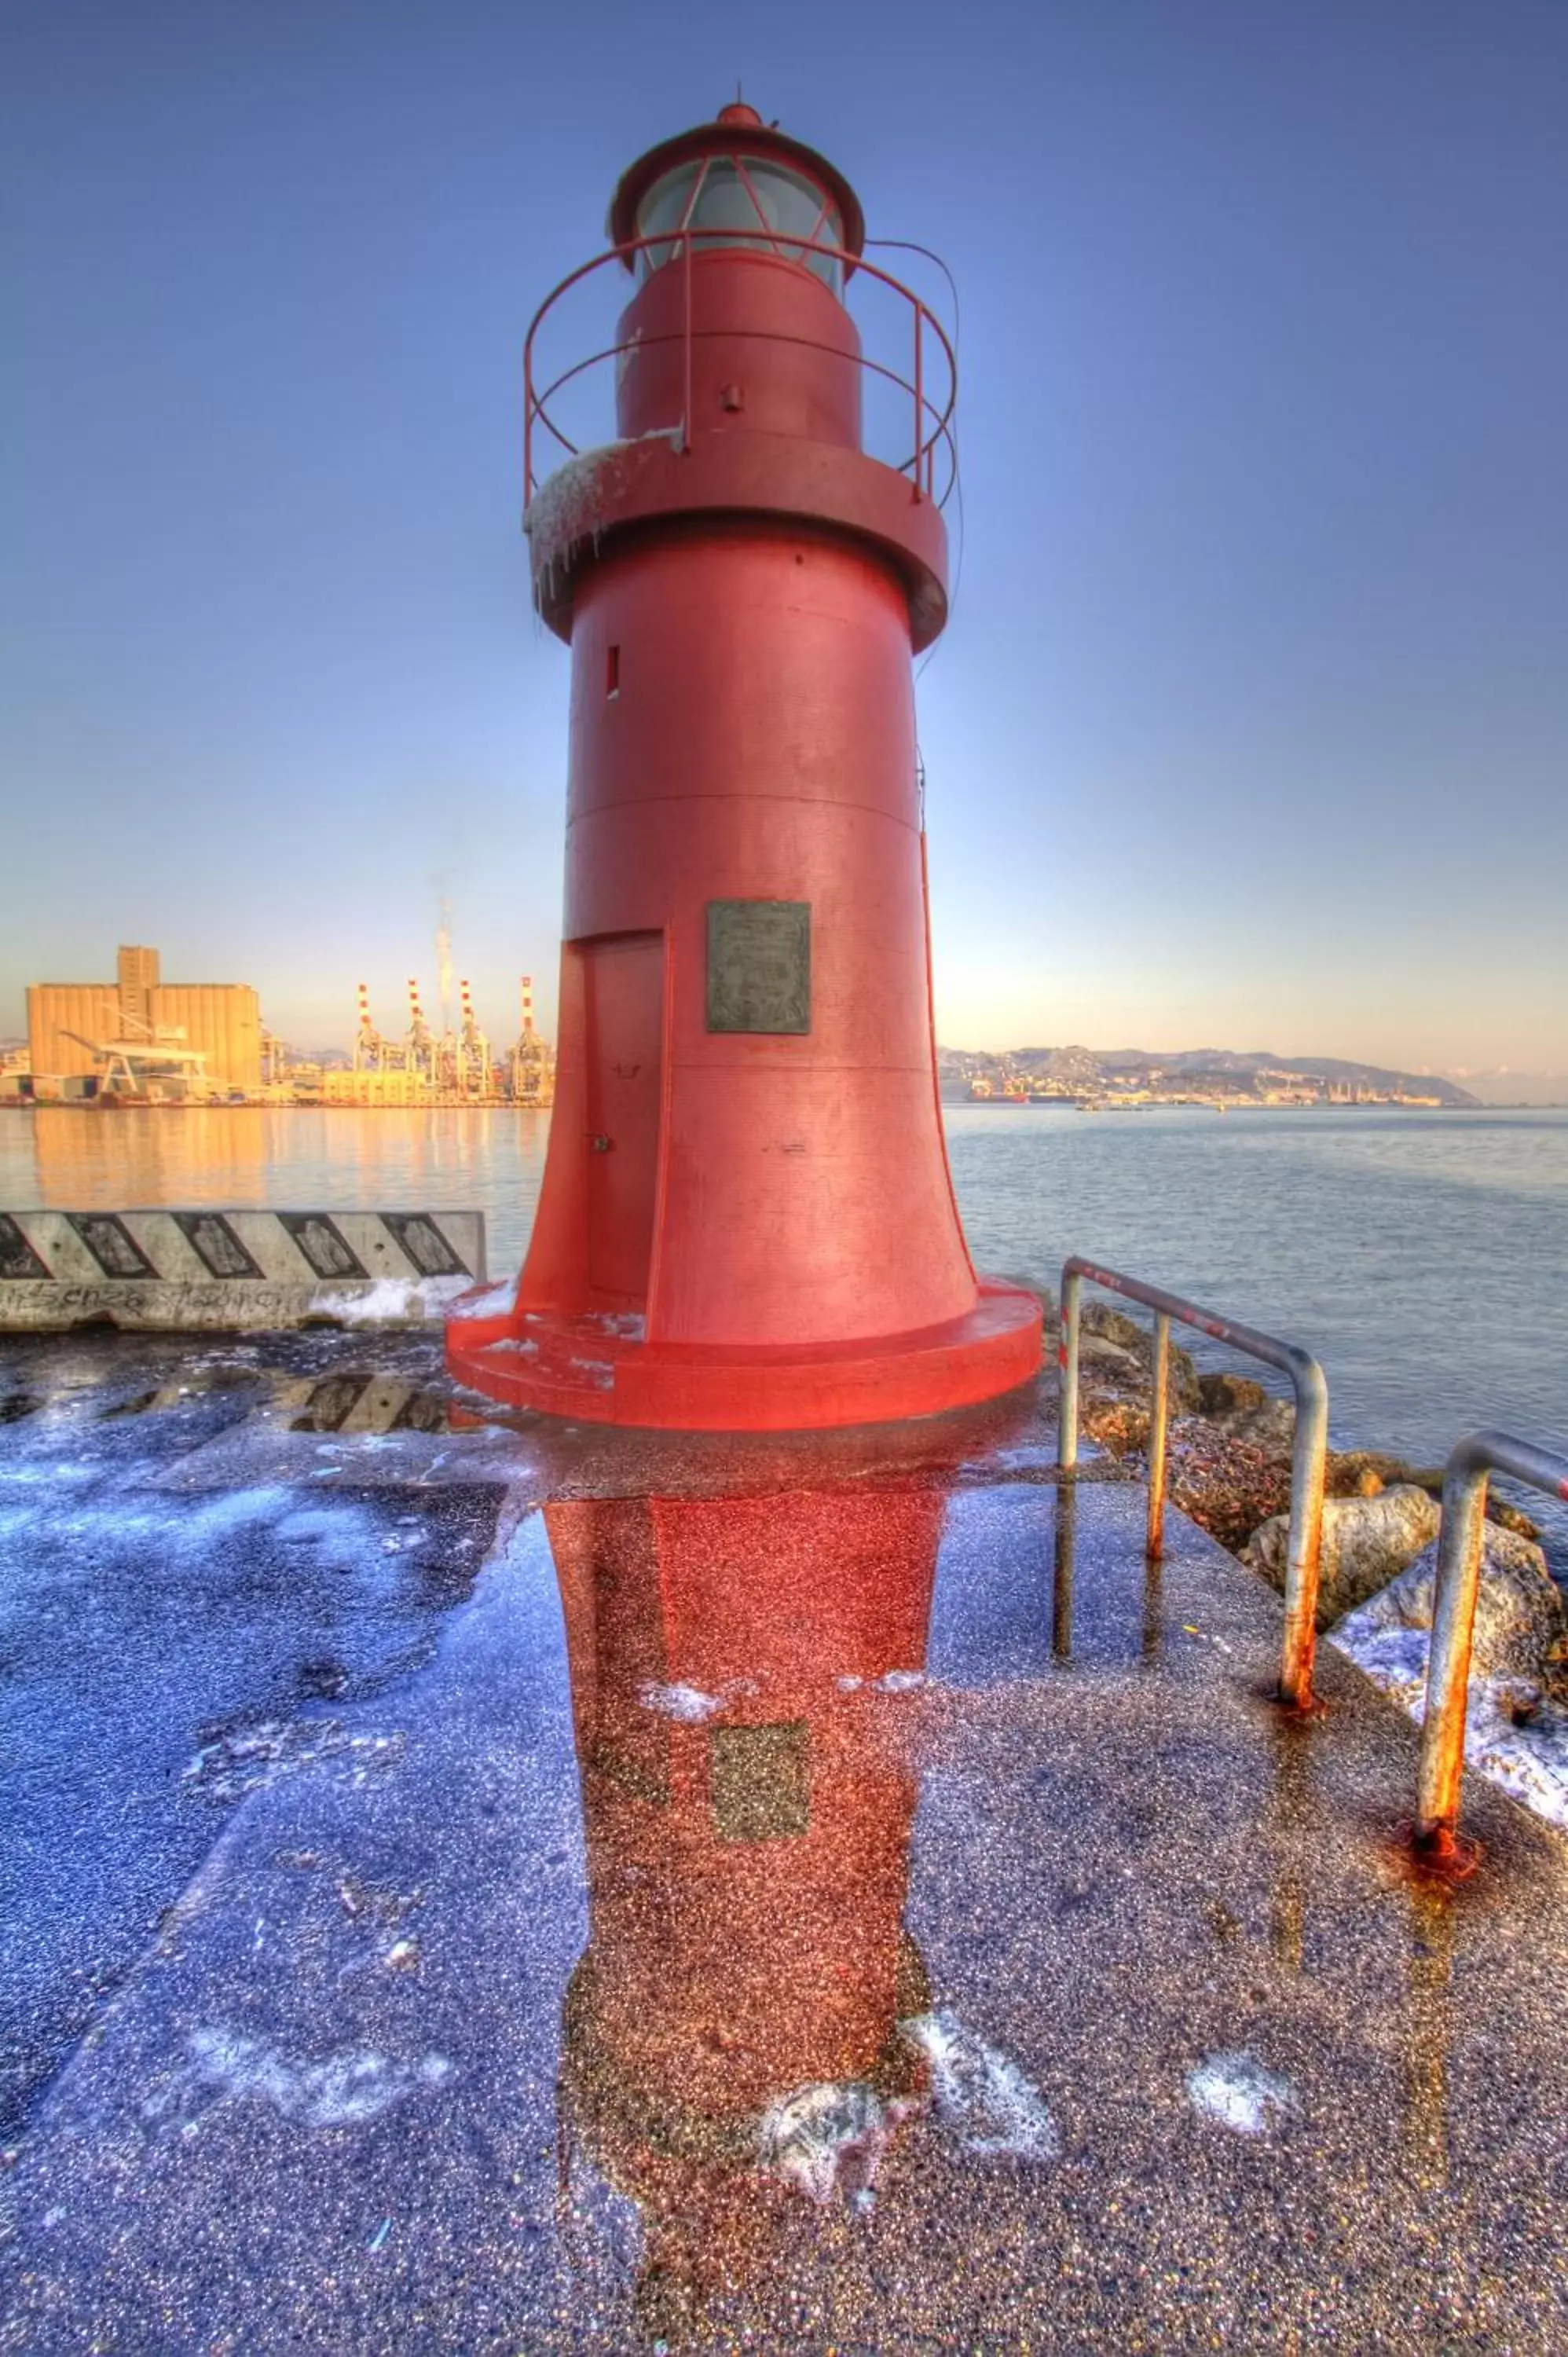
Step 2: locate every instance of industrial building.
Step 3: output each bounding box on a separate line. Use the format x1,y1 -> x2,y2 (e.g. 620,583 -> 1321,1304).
26,944 -> 262,1098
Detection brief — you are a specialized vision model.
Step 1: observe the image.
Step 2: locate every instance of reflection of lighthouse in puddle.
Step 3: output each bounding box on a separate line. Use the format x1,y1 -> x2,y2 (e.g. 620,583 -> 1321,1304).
545,1486 -> 1054,2333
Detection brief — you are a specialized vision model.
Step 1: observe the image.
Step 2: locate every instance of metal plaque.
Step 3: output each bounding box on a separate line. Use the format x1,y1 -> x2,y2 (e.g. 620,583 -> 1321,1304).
705,900 -> 811,1035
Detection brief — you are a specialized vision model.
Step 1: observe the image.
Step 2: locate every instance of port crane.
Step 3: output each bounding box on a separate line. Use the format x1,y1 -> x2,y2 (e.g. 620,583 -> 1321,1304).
346,976 -> 552,1104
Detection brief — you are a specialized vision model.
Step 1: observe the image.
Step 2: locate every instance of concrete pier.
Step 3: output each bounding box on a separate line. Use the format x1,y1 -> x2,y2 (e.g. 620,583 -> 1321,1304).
0,1209 -> 485,1332
1,1329 -> 1564,2350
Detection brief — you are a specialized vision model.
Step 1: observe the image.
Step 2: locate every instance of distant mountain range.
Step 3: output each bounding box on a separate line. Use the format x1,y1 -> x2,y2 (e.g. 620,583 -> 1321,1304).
938,1044 -> 1480,1108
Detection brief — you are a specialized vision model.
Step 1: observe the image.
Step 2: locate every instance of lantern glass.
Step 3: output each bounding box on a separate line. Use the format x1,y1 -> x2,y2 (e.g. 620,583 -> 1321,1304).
636,156 -> 843,291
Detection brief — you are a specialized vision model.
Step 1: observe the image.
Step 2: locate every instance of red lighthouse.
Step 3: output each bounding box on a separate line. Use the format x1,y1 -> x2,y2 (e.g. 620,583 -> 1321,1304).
448,104 -> 1040,1429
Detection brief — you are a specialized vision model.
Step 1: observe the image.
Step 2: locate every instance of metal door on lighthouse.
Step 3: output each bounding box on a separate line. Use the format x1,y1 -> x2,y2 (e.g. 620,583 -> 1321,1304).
583,933 -> 665,1310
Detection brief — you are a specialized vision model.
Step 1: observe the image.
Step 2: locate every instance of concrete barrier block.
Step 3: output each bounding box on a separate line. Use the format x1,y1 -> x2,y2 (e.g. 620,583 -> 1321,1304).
0,1209 -> 486,1332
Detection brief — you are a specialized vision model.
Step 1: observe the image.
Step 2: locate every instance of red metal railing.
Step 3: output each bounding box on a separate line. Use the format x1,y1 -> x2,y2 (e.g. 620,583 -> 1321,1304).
522,227 -> 958,513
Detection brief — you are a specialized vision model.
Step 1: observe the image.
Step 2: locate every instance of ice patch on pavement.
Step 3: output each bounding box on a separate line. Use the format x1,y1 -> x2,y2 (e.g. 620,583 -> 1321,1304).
836,1668 -> 929,1695
1186,2051 -> 1297,2135
0,1459 -> 104,1493
900,2008 -> 1060,2159
273,1497 -> 395,1566
759,2080 -> 916,2212
637,1681 -> 724,1723
145,2029 -> 452,2131
446,1273 -> 518,1321
182,1717 -> 405,1801
308,1275 -> 471,1326
0,1482 -> 357,1560
636,1674 -> 761,1722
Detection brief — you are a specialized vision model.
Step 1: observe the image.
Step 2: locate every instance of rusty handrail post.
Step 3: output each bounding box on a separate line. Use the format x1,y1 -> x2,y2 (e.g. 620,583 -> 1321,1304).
1059,1256 -> 1329,1709
1279,1348 -> 1330,1707
1057,1263 -> 1083,1469
1053,1475 -> 1076,1659
1414,1429 -> 1568,1857
1147,1310 -> 1171,1560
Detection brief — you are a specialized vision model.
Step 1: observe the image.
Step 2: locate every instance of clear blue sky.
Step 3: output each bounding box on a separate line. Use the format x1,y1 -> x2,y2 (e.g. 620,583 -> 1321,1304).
5,0 -> 1565,1078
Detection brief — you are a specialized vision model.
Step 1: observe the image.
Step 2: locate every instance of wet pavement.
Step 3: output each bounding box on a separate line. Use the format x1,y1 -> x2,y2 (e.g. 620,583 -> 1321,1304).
1,1331 -> 1566,2351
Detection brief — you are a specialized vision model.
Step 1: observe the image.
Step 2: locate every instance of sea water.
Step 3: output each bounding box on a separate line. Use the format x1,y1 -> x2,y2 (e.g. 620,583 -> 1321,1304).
3,1102 -> 1564,1557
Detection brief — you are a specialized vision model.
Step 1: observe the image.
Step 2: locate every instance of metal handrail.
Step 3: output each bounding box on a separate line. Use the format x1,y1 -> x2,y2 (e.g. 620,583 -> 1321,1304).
529,327 -> 956,495
1058,1257 -> 1330,1710
1413,1428 -> 1568,1858
522,226 -> 958,511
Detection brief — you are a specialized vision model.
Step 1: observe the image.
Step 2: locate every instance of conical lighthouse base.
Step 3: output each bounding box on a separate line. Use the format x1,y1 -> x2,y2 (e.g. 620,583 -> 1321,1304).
445,1281 -> 1041,1433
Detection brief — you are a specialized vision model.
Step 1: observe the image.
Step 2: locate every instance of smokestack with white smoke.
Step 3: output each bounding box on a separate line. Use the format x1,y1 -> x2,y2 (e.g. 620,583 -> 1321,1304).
436,896 -> 455,1036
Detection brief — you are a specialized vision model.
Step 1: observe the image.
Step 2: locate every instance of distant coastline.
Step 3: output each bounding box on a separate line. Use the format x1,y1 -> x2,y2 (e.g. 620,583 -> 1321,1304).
947,1096 -> 1496,1113
937,1043 -> 1485,1110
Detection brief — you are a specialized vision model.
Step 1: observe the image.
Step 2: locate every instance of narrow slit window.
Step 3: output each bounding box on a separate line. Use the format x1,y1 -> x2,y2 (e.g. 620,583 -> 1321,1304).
606,645 -> 621,698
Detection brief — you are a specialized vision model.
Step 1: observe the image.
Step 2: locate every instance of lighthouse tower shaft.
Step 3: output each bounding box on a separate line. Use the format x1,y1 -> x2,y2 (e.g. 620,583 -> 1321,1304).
449,104 -> 1040,1428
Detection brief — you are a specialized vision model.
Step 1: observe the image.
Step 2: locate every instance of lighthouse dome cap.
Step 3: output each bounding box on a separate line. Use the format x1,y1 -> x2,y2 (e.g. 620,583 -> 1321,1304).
607,102 -> 866,272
